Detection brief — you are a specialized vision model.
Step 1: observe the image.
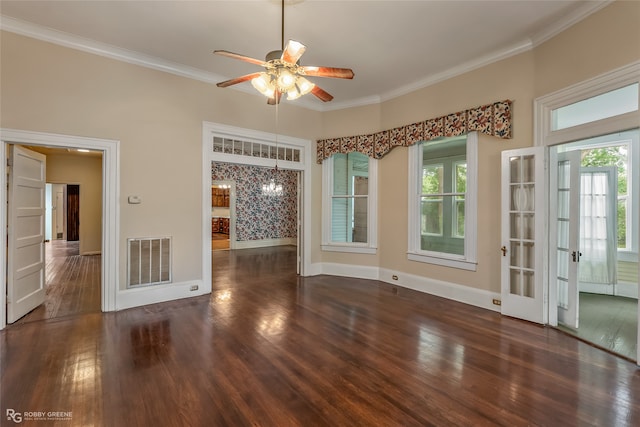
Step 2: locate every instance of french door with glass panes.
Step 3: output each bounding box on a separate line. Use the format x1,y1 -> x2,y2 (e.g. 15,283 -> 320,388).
501,147 -> 546,324
549,150 -> 581,329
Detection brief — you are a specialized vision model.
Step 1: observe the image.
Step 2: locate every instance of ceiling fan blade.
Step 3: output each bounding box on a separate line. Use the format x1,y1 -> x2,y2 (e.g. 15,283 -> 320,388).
311,86 -> 334,102
216,72 -> 263,88
302,66 -> 354,80
213,50 -> 267,67
281,40 -> 306,65
267,91 -> 283,105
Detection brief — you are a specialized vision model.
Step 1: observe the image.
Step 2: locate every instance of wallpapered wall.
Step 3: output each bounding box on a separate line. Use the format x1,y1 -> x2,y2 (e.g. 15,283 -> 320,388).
211,162 -> 298,241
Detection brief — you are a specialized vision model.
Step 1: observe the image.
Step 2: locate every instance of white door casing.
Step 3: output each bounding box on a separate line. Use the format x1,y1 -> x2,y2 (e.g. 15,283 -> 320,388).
7,146 -> 47,323
1,129 -> 120,331
501,146 -> 547,324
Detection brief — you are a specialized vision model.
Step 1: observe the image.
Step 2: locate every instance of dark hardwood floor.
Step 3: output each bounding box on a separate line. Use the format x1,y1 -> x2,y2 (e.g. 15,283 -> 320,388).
2,245 -> 639,426
14,240 -> 101,324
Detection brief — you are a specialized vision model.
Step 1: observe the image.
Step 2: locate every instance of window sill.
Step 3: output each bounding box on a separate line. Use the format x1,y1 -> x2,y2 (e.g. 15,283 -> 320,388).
407,252 -> 477,271
322,245 -> 377,255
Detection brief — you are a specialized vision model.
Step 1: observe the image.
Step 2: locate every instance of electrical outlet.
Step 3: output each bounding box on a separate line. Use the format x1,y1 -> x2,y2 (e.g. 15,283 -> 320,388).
392,275 -> 398,280
492,298 -> 501,306
190,285 -> 199,291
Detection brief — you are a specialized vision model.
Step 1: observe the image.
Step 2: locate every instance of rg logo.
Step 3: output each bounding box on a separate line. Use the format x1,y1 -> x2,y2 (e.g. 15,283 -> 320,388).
6,409 -> 22,423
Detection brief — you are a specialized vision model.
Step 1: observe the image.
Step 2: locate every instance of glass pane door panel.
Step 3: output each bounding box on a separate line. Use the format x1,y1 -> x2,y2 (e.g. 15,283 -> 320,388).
523,271 -> 534,297
522,243 -> 534,269
510,242 -> 521,267
509,157 -> 521,183
522,214 -> 534,240
522,155 -> 535,183
510,213 -> 521,239
558,164 -> 569,187
557,189 -> 570,218
557,250 -> 569,279
510,269 -> 521,295
557,278 -> 569,309
557,220 -> 569,248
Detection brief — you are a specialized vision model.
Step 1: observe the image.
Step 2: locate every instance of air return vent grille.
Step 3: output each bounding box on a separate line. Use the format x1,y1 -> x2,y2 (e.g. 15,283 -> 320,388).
127,237 -> 171,288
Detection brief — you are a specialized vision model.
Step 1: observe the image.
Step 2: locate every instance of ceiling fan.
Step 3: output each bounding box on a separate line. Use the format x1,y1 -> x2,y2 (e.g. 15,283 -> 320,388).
213,0 -> 354,104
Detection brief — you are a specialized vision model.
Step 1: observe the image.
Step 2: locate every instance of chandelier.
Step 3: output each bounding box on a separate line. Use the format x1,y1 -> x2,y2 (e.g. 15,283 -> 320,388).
262,178 -> 283,197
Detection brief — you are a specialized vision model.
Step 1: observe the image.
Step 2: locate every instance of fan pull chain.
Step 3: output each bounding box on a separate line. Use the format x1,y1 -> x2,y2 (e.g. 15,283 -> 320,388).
275,95 -> 279,173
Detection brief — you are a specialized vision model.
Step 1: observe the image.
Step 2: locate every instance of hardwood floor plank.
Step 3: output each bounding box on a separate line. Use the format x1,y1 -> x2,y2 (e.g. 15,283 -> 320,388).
2,245 -> 639,426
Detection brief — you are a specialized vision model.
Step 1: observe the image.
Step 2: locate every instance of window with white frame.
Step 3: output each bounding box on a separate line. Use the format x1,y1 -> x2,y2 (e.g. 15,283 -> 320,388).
322,151 -> 377,253
408,133 -> 477,270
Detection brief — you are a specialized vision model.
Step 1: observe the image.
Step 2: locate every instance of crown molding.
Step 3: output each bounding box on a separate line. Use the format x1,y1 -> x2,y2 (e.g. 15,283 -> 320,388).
378,39 -> 533,105
0,1 -> 612,113
530,0 -> 613,47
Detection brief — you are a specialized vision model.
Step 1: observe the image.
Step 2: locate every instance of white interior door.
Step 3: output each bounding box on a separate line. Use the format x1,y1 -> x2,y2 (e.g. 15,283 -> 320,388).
7,145 -> 47,323
501,147 -> 546,323
549,150 -> 581,329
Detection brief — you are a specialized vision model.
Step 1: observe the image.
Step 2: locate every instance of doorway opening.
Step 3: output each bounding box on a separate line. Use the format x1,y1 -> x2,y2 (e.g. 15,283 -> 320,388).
550,129 -> 639,360
202,121 -> 312,292
10,146 -> 103,325
211,181 -> 233,251
1,129 -> 120,330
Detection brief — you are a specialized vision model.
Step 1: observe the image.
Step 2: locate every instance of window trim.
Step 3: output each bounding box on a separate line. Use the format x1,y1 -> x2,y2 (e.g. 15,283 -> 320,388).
535,61 -> 640,147
407,132 -> 478,270
322,153 -> 378,254
535,61 -> 640,263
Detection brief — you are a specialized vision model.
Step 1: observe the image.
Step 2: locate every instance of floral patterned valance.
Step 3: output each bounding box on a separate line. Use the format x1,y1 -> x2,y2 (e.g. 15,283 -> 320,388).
316,100 -> 512,163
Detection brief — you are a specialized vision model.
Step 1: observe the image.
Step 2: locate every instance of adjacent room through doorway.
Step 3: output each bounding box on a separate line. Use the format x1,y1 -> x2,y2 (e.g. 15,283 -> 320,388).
7,145 -> 103,325
551,129 -> 639,360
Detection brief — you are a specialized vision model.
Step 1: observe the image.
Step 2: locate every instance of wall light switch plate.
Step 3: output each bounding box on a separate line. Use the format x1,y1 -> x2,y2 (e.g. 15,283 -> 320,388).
128,195 -> 142,204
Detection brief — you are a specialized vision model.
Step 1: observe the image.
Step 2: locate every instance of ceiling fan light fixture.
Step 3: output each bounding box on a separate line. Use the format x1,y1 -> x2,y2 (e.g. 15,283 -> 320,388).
276,69 -> 297,91
296,76 -> 315,95
251,73 -> 276,97
287,76 -> 315,100
213,0 -> 353,103
284,40 -> 306,61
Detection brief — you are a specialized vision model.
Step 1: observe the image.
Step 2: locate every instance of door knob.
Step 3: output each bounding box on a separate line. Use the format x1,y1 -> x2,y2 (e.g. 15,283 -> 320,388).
571,251 -> 583,262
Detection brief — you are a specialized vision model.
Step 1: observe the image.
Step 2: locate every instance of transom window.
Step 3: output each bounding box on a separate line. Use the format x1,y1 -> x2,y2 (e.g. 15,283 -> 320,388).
551,83 -> 639,131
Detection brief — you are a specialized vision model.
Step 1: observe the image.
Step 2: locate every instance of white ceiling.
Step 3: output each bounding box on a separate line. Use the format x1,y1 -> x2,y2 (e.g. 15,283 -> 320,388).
0,0 -> 609,111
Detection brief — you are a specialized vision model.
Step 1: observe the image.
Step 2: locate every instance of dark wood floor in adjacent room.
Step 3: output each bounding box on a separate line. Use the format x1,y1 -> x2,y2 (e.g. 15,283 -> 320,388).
14,240 -> 101,324
1,245 -> 639,426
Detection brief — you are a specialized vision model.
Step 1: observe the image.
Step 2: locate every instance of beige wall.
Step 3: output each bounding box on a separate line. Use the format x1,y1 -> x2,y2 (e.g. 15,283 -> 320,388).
533,0 -> 640,97
0,31 -> 322,289
319,0 -> 639,293
1,1 -> 638,295
45,153 -> 102,255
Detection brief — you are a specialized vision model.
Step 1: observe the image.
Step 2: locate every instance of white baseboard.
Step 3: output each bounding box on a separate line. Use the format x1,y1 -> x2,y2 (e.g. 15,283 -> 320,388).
116,280 -> 210,311
81,251 -> 101,256
319,262 -> 380,280
233,238 -> 296,250
580,281 -> 638,299
379,268 -> 501,312
310,262 -> 500,312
